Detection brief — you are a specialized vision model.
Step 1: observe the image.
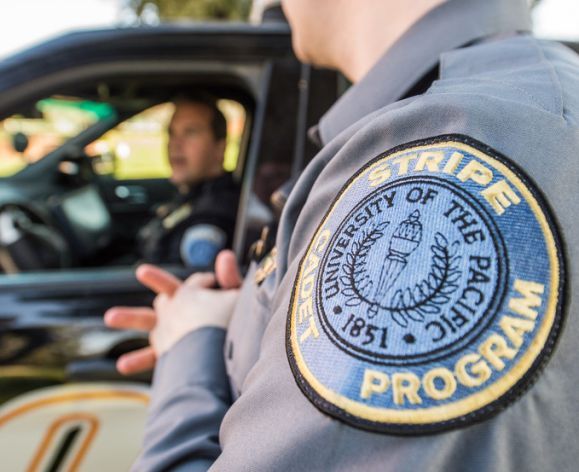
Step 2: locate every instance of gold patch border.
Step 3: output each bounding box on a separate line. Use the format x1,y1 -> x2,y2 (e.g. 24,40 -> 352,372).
288,139 -> 561,425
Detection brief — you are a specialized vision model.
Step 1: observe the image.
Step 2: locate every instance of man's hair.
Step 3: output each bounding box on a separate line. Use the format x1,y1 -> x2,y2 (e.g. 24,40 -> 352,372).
173,91 -> 227,141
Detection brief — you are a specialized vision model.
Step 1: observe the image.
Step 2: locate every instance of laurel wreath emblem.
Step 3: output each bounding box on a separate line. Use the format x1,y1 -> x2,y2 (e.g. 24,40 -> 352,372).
341,226 -> 462,328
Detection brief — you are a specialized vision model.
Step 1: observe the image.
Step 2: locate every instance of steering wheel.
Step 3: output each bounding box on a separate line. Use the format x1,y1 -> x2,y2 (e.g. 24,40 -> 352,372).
0,203 -> 71,273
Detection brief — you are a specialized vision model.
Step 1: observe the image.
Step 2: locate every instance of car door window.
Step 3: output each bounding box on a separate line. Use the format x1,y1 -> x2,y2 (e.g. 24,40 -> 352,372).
0,91 -> 248,275
86,99 -> 246,180
0,97 -> 116,177
87,103 -> 173,181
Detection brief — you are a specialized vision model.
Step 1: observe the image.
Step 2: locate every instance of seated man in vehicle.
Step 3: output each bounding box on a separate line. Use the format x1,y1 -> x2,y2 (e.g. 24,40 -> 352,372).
137,93 -> 240,267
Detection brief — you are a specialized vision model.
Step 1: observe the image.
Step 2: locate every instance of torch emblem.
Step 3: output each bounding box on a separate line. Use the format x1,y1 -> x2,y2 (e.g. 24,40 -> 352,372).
368,210 -> 423,318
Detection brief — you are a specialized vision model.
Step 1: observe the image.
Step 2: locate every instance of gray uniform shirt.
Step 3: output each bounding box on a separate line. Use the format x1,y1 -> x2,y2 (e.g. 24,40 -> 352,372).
134,0 -> 579,470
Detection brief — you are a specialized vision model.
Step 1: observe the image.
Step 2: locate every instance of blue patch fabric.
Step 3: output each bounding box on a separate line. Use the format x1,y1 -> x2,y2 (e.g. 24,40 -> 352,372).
287,135 -> 565,434
180,224 -> 226,268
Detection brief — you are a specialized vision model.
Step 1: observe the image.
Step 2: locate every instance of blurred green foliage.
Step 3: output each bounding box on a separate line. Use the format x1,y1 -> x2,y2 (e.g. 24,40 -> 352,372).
126,0 -> 252,21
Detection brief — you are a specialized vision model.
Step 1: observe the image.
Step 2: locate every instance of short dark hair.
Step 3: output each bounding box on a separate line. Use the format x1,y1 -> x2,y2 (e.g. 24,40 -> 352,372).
173,91 -> 227,141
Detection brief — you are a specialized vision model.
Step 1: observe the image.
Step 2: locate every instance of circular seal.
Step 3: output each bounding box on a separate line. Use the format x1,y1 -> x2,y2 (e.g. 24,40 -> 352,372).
317,177 -> 509,366
287,136 -> 565,434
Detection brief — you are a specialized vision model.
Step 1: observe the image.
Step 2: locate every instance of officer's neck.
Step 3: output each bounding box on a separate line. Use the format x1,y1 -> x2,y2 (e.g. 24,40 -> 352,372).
334,0 -> 445,83
177,184 -> 191,195
179,171 -> 224,195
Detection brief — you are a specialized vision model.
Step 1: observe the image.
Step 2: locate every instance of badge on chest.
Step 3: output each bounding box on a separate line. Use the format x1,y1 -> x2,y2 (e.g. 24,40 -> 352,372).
286,135 -> 565,434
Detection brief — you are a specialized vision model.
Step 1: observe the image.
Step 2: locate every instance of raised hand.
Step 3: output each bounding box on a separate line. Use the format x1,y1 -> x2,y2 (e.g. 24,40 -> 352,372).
104,250 -> 242,375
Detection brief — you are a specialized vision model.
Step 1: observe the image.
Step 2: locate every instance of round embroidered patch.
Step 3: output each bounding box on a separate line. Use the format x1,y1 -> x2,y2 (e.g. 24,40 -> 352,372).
286,135 -> 565,434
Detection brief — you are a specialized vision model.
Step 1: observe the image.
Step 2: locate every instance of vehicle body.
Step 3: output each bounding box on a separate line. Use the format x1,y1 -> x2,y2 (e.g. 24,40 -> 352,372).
0,23 -> 338,470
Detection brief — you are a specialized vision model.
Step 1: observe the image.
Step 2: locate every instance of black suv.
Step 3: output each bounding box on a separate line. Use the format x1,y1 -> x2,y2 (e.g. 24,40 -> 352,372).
0,23 -> 339,470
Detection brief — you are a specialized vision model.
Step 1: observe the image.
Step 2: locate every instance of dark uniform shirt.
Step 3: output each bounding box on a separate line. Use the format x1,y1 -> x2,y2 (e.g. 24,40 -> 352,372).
138,173 -> 240,267
134,0 -> 579,470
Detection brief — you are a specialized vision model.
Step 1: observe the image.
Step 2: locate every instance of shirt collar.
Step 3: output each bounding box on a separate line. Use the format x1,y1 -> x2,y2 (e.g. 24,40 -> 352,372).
316,0 -> 532,146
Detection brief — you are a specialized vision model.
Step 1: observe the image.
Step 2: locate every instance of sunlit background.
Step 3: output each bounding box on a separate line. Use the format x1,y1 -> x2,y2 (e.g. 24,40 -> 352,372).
0,0 -> 576,60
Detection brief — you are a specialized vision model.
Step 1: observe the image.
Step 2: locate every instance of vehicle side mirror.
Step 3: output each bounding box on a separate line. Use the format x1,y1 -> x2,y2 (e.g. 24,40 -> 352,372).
11,132 -> 28,154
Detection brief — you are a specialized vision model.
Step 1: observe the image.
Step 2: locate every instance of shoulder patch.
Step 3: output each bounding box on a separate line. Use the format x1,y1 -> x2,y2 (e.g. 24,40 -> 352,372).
286,135 -> 565,434
180,224 -> 226,268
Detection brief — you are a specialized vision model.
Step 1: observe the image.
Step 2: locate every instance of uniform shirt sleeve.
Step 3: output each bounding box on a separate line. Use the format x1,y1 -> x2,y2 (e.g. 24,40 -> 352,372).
207,77 -> 576,470
132,327 -> 231,472
133,37 -> 577,471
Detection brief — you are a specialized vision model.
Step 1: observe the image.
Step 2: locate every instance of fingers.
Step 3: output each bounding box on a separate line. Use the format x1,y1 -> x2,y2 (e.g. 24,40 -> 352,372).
105,307 -> 156,374
153,293 -> 170,312
183,272 -> 216,289
136,264 -> 181,296
116,346 -> 156,375
111,259 -> 240,376
105,307 -> 156,332
215,250 -> 243,289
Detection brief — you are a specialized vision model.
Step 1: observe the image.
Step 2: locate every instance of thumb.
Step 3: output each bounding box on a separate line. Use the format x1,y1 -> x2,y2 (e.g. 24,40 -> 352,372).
215,250 -> 242,289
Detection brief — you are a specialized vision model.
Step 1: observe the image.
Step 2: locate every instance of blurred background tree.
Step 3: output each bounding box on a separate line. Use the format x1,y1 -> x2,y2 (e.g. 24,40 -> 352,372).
123,0 -> 252,23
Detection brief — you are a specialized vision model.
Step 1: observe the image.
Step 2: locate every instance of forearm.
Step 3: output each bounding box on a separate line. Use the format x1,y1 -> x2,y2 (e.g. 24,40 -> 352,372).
133,327 -> 231,472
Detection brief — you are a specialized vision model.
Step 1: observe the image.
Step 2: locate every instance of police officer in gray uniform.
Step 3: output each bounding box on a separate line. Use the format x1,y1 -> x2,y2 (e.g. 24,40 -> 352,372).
107,0 -> 579,470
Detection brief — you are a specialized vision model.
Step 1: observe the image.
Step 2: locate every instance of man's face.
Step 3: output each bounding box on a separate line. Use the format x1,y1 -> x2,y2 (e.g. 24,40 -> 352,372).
167,102 -> 225,187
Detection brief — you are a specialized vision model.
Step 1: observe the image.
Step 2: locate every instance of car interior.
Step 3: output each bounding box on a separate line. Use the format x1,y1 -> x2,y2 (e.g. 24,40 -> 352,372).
0,74 -> 264,273
0,35 -> 339,406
